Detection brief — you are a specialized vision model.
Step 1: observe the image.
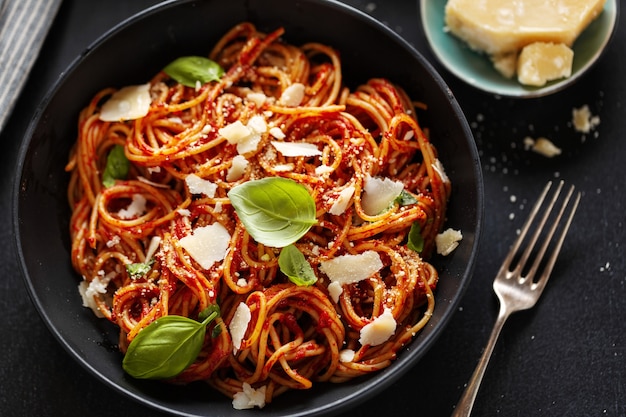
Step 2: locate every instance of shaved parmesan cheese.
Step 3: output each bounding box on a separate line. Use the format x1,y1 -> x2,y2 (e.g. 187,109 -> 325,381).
99,84 -> 151,122
432,158 -> 450,183
78,272 -> 114,318
179,223 -> 231,269
273,164 -> 294,172
117,194 -> 147,219
361,174 -> 404,216
232,382 -> 266,410
328,186 -> 355,216
327,281 -> 343,303
246,92 -> 267,107
227,155 -> 249,181
185,174 -> 218,197
247,115 -> 267,134
435,228 -> 463,256
271,141 -> 322,157
315,165 -> 334,175
219,116 -> 267,154
229,302 -> 251,353
279,83 -> 305,107
269,126 -> 286,139
359,308 -> 396,347
144,236 -> 162,261
219,120 -> 250,144
319,251 -> 383,285
339,349 -> 355,362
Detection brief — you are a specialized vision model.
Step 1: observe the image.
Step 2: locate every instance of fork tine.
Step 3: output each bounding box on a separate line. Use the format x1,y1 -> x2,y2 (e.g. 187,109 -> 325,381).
530,184 -> 581,292
513,181 -> 564,278
500,181 -> 553,275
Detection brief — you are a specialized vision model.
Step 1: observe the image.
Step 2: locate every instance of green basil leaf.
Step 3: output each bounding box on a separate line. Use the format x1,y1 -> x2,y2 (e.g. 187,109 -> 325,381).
102,145 -> 130,188
396,190 -> 418,206
163,56 -> 225,88
122,307 -> 219,380
227,177 -> 317,248
125,259 -> 154,279
278,244 -> 317,286
407,222 -> 424,253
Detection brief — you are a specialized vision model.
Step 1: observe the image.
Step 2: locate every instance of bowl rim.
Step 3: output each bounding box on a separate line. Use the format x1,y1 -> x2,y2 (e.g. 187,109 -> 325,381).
13,0 -> 484,415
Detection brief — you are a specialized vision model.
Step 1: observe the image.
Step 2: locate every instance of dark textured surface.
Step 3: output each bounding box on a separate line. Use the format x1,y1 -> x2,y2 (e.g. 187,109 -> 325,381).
1,0 -> 624,416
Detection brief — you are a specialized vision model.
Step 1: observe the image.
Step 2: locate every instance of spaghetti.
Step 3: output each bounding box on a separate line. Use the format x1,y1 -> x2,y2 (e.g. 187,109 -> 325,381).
66,22 -> 451,407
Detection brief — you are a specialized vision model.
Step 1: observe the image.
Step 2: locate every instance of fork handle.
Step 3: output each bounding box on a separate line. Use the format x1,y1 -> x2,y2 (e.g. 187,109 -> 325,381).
451,306 -> 511,417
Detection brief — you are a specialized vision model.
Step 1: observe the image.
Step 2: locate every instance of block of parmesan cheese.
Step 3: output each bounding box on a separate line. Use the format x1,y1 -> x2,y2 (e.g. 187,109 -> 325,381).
517,42 -> 574,86
445,0 -> 606,55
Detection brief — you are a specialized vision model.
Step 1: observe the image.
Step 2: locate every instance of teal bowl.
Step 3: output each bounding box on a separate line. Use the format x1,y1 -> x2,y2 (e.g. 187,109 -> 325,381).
421,0 -> 619,98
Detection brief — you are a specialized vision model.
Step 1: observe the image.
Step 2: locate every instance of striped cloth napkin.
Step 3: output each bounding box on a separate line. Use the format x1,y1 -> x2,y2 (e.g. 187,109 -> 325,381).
0,0 -> 63,132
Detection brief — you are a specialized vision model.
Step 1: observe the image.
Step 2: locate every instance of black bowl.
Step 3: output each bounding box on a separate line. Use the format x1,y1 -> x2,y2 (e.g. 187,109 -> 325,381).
13,0 -> 483,416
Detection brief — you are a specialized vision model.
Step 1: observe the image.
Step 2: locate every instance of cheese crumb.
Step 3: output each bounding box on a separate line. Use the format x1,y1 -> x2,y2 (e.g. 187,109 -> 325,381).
339,349 -> 355,362
179,223 -> 231,269
327,281 -> 343,303
572,104 -> 600,133
319,251 -> 383,285
359,308 -> 396,347
523,136 -> 562,157
232,383 -> 266,410
435,228 -> 463,256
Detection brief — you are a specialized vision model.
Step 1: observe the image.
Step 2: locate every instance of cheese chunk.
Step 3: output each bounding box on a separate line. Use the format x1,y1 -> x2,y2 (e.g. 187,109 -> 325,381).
517,42 -> 574,86
445,0 -> 606,55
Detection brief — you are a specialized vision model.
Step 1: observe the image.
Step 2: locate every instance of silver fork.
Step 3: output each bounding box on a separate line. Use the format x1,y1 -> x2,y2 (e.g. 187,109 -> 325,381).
451,180 -> 581,417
